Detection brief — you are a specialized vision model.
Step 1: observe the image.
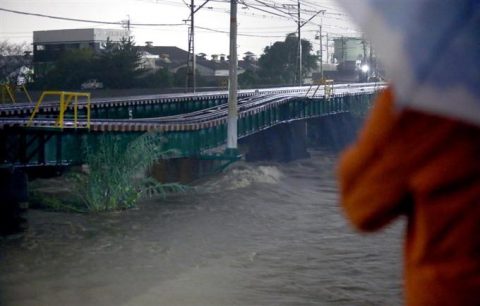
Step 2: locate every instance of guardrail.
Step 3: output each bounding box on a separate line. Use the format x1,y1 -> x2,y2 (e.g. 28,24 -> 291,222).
28,91 -> 91,129
305,79 -> 335,98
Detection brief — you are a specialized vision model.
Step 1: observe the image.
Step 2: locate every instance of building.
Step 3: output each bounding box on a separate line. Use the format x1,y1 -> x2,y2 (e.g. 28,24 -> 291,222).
137,44 -> 251,85
33,28 -> 128,77
333,37 -> 372,71
328,37 -> 381,82
31,29 -> 255,85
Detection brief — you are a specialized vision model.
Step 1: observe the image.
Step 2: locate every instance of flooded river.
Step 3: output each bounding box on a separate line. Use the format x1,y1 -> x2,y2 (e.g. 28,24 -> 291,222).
0,150 -> 403,306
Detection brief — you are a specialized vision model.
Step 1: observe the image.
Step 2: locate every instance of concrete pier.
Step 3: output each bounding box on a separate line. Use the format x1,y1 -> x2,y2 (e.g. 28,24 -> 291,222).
307,113 -> 364,153
240,121 -> 310,162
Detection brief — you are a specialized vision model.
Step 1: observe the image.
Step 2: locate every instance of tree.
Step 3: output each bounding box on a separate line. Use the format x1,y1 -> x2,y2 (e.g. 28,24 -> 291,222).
258,33 -> 317,85
138,68 -> 174,88
38,48 -> 96,90
0,41 -> 31,83
173,67 -> 212,88
239,69 -> 260,88
97,37 -> 143,89
35,37 -> 143,90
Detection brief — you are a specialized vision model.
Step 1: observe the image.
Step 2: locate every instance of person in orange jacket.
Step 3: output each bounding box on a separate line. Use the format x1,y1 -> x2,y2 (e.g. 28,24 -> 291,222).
338,87 -> 480,305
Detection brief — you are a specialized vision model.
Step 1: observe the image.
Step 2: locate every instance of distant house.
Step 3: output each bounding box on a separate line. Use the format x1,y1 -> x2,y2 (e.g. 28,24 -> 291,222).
136,45 -> 222,75
32,28 -> 128,77
239,51 -> 259,72
136,45 -> 254,84
136,45 -> 191,73
242,51 -> 257,62
138,51 -> 160,72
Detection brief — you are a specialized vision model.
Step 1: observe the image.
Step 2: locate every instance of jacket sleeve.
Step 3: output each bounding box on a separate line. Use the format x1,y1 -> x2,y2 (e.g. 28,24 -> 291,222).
338,88 -> 412,232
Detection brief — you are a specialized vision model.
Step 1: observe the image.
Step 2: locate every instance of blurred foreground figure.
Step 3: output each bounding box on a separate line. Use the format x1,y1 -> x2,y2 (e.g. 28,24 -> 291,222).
338,88 -> 480,305
337,1 -> 480,305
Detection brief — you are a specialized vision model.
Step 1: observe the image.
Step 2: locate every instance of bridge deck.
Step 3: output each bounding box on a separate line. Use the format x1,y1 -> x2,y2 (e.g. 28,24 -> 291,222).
0,83 -> 384,168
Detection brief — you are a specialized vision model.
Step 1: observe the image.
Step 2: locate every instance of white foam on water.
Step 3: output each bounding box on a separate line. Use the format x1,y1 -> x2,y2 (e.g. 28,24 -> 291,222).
201,163 -> 284,192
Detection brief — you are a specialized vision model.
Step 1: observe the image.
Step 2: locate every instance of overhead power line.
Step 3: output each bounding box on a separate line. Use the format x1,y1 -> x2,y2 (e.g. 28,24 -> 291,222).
197,26 -> 285,37
238,1 -> 290,19
0,7 -> 185,27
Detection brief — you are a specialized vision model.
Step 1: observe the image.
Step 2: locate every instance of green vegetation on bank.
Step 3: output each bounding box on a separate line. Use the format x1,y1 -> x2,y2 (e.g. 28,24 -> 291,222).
30,133 -> 186,213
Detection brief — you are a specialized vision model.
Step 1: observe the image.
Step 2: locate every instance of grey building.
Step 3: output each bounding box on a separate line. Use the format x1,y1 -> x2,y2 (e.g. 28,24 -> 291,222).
33,28 -> 128,77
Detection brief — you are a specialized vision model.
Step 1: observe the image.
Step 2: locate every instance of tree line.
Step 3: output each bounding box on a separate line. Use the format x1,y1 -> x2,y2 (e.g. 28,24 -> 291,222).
1,34 -> 318,90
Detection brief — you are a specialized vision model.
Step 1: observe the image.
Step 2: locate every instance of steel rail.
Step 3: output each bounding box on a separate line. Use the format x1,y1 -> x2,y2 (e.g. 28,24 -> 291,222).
0,83 -> 386,117
0,84 -> 384,132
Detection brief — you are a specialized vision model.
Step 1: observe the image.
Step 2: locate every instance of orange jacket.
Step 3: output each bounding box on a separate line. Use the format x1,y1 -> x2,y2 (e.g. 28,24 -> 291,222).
338,88 -> 480,305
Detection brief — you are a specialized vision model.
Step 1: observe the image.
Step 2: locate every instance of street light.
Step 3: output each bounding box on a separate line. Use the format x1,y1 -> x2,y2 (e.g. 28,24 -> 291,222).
361,64 -> 370,73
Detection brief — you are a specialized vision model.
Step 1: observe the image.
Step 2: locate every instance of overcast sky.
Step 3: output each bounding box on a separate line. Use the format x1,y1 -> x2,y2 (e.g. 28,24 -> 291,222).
0,0 -> 360,57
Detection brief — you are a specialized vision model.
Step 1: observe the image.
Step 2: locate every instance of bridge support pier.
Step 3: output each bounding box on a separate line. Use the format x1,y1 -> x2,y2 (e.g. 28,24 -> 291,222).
307,112 -> 364,153
0,169 -> 28,235
240,121 -> 310,162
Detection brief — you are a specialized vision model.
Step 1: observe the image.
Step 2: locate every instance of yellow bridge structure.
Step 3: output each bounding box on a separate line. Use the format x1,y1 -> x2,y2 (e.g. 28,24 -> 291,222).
1,84 -> 33,104
28,91 -> 91,129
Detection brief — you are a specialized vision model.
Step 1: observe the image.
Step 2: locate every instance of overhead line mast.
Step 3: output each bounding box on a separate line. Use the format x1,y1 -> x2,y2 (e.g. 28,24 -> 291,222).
297,0 -> 302,86
185,0 -> 211,93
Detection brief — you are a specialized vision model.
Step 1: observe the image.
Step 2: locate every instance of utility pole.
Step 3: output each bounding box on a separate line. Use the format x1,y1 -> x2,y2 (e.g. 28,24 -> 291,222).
297,0 -> 302,86
227,0 -> 238,152
191,0 -> 196,92
185,0 -> 211,93
326,33 -> 329,64
186,0 -> 196,92
318,10 -> 325,79
284,5 -> 324,86
369,41 -> 374,77
319,24 -> 323,79
122,15 -> 131,37
362,37 -> 367,63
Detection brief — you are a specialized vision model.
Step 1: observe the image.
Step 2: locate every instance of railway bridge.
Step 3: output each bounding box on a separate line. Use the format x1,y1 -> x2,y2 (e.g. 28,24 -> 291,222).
0,83 -> 383,189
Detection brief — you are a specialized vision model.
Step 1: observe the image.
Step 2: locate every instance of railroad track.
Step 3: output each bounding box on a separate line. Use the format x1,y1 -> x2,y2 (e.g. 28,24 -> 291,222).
0,83 -> 385,132
0,83 -> 385,116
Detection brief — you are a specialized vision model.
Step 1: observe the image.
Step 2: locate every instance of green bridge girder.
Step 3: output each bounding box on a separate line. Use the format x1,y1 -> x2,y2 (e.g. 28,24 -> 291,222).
0,87 -> 311,119
0,92 -> 375,169
162,93 -> 373,154
86,96 -> 228,119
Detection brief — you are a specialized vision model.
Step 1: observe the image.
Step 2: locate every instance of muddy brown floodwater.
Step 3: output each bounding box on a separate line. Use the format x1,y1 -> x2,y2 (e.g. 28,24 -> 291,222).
0,150 -> 404,306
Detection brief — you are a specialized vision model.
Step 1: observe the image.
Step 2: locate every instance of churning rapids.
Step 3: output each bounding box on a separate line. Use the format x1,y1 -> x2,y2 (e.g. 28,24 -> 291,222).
0,150 -> 403,306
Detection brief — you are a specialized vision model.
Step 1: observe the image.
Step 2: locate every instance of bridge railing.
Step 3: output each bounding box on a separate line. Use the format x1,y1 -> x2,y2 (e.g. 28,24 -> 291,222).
306,79 -> 335,98
28,91 -> 91,129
